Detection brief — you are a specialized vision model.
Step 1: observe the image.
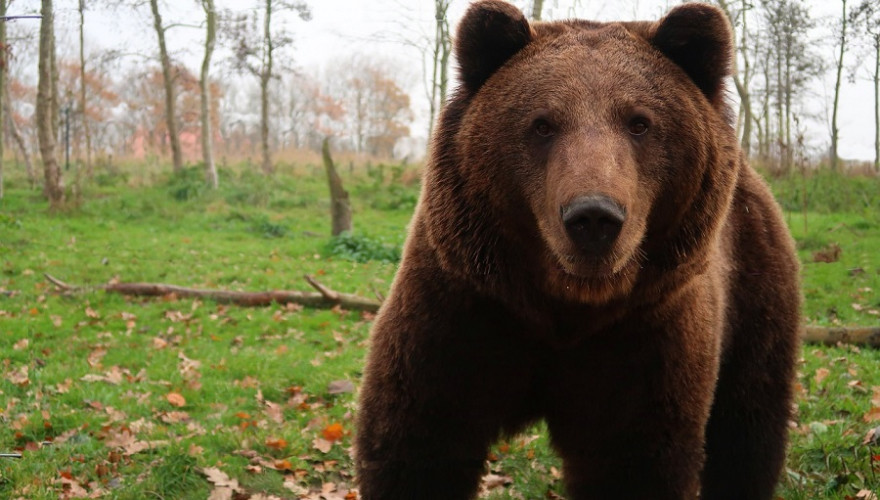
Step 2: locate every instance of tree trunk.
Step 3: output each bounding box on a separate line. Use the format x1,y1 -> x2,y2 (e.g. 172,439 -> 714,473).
874,36 -> 879,172
78,0 -> 92,177
37,0 -> 64,209
260,0 -> 273,175
784,47 -> 792,172
738,0 -> 753,156
150,0 -> 183,173
322,138 -> 352,236
831,0 -> 847,171
531,0 -> 544,20
775,36 -> 784,173
438,8 -> 451,113
716,0 -> 753,158
5,88 -> 35,188
201,0 -> 218,188
427,1 -> 451,143
0,0 -> 6,199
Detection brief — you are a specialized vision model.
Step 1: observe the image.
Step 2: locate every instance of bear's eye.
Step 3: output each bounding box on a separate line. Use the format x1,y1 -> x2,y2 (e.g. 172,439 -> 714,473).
628,117 -> 650,136
533,119 -> 556,138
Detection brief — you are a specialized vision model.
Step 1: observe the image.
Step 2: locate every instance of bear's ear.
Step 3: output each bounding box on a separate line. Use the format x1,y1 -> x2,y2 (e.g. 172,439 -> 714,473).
648,3 -> 733,106
454,0 -> 533,93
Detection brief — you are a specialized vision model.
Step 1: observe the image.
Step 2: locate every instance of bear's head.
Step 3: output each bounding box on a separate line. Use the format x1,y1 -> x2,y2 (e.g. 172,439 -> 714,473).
422,0 -> 740,306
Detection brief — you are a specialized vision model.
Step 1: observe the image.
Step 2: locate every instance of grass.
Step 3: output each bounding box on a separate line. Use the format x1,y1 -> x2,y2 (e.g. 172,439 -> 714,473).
1,164 -> 879,498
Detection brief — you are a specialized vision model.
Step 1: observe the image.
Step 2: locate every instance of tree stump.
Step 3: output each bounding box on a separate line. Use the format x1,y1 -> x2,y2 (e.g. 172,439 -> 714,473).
322,137 -> 352,236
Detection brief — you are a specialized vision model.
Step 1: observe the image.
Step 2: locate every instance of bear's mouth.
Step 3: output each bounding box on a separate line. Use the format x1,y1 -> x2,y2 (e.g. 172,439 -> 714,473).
543,250 -> 642,304
557,256 -> 615,278
553,246 -> 643,281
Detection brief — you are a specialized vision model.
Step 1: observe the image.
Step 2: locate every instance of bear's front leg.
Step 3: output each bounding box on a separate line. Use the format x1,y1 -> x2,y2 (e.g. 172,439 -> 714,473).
355,279 -> 538,500
545,309 -> 721,500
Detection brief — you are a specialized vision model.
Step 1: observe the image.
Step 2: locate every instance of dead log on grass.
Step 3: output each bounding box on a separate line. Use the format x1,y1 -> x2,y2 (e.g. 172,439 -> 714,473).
802,326 -> 880,348
44,273 -> 381,313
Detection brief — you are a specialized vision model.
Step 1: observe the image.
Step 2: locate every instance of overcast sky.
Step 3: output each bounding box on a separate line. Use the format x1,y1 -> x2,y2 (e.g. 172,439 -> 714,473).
9,0 -> 878,161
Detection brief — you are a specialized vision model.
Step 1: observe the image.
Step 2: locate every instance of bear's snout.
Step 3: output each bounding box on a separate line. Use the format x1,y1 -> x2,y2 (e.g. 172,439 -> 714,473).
561,195 -> 626,255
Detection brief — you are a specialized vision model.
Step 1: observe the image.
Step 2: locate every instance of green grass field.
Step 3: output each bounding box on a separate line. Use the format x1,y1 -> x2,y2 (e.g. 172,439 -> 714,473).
1,164 -> 879,499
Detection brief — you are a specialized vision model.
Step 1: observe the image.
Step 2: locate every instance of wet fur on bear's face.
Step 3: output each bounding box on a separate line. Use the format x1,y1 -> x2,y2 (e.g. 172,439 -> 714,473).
423,1 -> 738,305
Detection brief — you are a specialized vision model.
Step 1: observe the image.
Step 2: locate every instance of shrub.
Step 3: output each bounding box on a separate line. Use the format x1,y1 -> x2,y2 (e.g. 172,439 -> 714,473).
325,232 -> 401,263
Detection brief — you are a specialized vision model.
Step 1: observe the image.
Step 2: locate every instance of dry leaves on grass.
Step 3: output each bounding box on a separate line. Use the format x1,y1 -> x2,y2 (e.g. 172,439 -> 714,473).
102,427 -> 168,456
864,387 -> 880,423
201,467 -> 243,500
6,365 -> 29,386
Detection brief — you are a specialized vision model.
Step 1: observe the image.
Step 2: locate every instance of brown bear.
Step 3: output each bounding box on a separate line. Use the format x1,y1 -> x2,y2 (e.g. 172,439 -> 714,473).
355,1 -> 801,499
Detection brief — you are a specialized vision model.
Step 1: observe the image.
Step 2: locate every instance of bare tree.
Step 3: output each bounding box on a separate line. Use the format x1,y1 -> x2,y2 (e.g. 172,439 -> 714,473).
384,1 -> 450,142
830,0 -> 850,171
325,56 -> 413,157
228,0 -> 311,175
427,0 -> 451,141
200,0 -> 218,188
78,0 -> 93,176
4,86 -> 35,188
851,0 -> 880,171
0,0 -> 7,199
149,0 -> 183,173
531,0 -> 544,21
716,0 -> 756,157
757,0 -> 819,174
37,0 -> 63,208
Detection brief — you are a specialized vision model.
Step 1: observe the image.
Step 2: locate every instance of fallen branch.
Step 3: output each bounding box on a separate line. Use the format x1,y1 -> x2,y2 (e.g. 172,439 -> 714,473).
45,273 -> 382,313
803,326 -> 880,348
42,273 -> 880,346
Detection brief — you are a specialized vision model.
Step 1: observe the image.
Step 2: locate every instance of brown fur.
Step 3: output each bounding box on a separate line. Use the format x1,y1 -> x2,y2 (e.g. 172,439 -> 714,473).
355,2 -> 801,499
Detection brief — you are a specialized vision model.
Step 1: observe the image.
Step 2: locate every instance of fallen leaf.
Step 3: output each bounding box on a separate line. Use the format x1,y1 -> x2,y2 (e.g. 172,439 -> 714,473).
264,401 -> 284,424
865,407 -> 880,423
814,367 -> 830,385
313,437 -> 333,453
57,473 -> 90,498
166,392 -> 186,407
327,380 -> 355,395
283,478 -> 309,495
13,338 -> 28,351
158,411 -> 191,423
6,365 -> 29,386
857,490 -> 879,500
863,426 -> 880,445
81,366 -> 125,385
265,437 -> 288,450
201,467 -> 241,500
275,459 -> 294,471
480,473 -> 513,493
322,422 -> 344,442
56,378 -> 73,394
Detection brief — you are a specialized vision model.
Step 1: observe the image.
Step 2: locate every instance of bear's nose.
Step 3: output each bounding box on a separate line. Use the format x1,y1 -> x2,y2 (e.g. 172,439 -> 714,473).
561,195 -> 626,254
